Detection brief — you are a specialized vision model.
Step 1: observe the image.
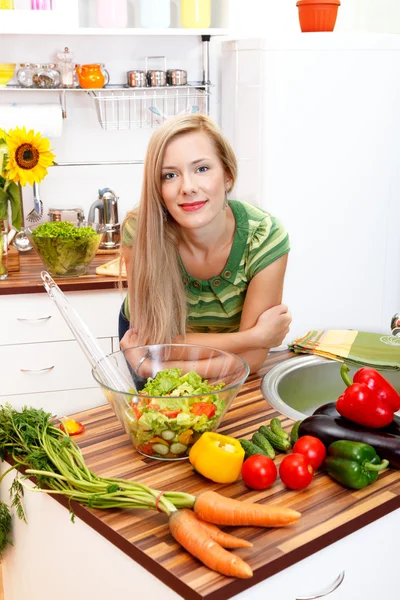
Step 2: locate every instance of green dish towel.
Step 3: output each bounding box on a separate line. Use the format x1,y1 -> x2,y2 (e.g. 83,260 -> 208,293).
289,330 -> 400,371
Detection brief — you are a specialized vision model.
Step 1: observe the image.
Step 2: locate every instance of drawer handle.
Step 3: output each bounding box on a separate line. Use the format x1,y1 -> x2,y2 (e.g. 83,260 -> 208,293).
20,366 -> 55,373
296,571 -> 345,600
17,316 -> 52,322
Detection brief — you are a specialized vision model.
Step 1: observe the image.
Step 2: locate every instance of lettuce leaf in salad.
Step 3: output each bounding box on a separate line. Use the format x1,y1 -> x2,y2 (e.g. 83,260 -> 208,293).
142,368 -> 225,397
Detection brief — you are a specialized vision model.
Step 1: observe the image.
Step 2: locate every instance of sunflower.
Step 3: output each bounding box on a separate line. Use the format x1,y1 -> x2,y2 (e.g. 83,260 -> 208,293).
6,126 -> 55,186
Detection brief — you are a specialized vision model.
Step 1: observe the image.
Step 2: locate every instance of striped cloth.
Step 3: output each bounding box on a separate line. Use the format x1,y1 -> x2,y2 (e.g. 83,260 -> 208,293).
122,199 -> 290,331
289,330 -> 400,370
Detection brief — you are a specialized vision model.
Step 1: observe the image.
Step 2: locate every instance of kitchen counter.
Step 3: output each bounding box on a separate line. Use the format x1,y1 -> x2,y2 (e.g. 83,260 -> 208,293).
3,350 -> 399,600
0,250 -> 125,295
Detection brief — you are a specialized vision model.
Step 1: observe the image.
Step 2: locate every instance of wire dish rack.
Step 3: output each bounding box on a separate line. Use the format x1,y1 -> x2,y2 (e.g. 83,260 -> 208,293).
88,85 -> 210,130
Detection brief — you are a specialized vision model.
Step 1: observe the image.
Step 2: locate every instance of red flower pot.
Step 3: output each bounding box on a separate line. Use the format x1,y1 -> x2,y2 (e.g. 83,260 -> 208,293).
296,0 -> 340,32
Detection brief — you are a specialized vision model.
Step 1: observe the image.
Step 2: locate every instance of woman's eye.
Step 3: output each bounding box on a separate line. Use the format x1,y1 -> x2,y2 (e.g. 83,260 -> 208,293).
197,166 -> 209,173
163,172 -> 177,180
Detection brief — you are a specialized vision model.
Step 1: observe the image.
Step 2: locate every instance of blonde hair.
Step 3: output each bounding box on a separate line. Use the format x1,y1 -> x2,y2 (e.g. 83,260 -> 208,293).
125,113 -> 238,345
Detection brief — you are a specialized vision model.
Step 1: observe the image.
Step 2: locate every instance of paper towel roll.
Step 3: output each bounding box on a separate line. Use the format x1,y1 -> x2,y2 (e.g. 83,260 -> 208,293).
0,103 -> 63,138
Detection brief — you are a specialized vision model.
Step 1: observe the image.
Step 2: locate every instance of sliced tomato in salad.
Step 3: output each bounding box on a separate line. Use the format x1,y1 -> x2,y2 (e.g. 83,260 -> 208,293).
160,409 -> 182,418
191,402 -> 217,418
130,403 -> 142,420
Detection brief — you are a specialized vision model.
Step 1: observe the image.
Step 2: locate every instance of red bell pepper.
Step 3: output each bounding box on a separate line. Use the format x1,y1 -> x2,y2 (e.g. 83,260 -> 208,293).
336,364 -> 398,428
352,367 -> 400,412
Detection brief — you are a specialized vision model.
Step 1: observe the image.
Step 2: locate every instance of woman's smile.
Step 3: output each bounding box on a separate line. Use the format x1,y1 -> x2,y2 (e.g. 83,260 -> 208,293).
179,200 -> 208,212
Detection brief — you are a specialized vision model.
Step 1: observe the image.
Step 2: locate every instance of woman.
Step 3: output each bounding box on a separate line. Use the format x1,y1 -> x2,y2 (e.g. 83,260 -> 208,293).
119,114 -> 291,374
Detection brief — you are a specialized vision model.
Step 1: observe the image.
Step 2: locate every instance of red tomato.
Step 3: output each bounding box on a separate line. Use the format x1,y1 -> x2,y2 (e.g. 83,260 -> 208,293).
191,402 -> 217,418
160,409 -> 181,418
279,453 -> 314,490
293,436 -> 326,470
241,455 -> 277,490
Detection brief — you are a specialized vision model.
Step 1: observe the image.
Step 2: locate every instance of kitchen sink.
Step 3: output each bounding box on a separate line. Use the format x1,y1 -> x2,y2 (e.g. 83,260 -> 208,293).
261,355 -> 400,421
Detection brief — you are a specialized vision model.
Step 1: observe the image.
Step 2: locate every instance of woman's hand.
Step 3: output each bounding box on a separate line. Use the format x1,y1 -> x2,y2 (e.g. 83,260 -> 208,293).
120,327 -> 139,351
251,304 -> 292,349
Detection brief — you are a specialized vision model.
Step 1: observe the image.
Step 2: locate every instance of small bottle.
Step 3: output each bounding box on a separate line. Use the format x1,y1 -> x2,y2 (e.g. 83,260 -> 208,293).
0,0 -> 14,8
96,0 -> 128,28
57,47 -> 75,88
180,0 -> 211,28
31,0 -> 52,9
140,0 -> 170,28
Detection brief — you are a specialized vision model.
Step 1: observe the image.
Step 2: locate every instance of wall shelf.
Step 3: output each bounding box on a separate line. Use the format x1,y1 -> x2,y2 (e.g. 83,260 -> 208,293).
2,84 -> 211,127
1,28 -> 229,36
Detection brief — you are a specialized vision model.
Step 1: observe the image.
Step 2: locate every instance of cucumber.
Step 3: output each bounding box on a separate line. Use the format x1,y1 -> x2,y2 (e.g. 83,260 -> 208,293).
239,439 -> 269,460
170,442 -> 188,454
251,432 -> 275,460
270,417 -> 289,441
161,430 -> 175,441
290,420 -> 303,446
152,443 -> 170,456
258,425 -> 291,452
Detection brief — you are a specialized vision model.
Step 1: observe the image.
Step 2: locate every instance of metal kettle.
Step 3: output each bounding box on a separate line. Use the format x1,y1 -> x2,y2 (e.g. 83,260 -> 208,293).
88,188 -> 120,250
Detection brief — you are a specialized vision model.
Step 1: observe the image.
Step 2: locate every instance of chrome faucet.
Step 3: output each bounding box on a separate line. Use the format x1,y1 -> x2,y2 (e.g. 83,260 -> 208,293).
391,313 -> 400,337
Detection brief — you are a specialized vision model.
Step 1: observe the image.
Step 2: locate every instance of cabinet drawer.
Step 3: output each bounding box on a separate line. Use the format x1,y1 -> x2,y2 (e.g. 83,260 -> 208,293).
234,510 -> 399,600
0,338 -> 112,395
1,289 -> 124,345
0,387 -> 107,416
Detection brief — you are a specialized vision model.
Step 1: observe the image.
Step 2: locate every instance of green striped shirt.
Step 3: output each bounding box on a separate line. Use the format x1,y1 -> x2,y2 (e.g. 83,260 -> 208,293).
122,200 -> 290,333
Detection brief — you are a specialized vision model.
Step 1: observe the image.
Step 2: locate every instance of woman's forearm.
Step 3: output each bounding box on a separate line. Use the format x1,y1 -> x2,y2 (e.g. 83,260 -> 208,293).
178,330 -> 258,354
177,331 -> 269,374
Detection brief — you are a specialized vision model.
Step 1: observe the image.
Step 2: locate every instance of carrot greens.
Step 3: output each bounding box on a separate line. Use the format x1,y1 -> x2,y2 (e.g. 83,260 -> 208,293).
0,404 -> 196,521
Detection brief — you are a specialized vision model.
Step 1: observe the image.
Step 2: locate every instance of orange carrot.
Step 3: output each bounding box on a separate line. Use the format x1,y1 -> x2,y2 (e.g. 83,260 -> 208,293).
196,516 -> 252,548
194,491 -> 301,527
169,509 -> 253,579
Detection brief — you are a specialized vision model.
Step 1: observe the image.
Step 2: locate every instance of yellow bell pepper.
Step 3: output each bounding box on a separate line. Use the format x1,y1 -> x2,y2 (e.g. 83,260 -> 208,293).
188,432 -> 245,484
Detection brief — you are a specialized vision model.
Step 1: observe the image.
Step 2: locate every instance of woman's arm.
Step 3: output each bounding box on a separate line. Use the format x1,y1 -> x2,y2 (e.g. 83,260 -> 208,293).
179,254 -> 291,373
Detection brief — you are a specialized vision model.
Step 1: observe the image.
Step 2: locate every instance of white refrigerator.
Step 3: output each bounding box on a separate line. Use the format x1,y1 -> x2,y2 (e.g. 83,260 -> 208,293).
221,33 -> 400,342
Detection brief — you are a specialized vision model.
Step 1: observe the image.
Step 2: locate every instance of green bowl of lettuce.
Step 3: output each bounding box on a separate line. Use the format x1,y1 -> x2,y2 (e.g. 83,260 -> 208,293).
92,344 -> 250,461
29,221 -> 104,277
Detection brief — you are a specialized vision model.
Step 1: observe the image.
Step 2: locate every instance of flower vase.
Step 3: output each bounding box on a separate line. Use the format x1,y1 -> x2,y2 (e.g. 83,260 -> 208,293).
0,218 -> 8,280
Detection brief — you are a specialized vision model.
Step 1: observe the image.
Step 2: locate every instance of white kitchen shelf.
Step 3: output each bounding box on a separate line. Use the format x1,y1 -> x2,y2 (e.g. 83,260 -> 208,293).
1,27 -> 228,36
1,84 -> 211,128
88,85 -> 210,130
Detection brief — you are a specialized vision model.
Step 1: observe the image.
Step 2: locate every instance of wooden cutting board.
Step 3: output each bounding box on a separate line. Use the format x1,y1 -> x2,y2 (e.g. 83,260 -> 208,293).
60,350 -> 400,600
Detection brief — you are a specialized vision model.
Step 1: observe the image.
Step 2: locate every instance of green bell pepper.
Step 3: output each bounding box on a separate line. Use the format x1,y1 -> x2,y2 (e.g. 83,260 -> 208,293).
324,440 -> 389,490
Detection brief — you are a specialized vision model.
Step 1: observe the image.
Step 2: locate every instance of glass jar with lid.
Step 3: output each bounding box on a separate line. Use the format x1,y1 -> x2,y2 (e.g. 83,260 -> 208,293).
32,63 -> 61,88
17,63 -> 35,88
57,47 -> 75,88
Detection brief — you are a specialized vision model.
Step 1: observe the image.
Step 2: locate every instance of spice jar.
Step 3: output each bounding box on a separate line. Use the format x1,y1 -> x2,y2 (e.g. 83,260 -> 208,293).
17,63 -> 35,88
57,47 -> 75,88
32,63 -> 61,89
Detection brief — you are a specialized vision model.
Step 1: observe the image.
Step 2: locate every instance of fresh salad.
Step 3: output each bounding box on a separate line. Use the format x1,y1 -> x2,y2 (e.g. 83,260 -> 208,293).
30,221 -> 102,276
126,368 -> 226,459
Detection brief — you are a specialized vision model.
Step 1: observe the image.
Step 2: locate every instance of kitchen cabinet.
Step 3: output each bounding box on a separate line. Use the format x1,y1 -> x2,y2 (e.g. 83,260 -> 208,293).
0,287 -> 124,415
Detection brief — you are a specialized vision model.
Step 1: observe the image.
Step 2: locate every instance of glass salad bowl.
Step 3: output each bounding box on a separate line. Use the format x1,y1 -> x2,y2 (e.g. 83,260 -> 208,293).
92,344 -> 250,461
28,221 -> 104,277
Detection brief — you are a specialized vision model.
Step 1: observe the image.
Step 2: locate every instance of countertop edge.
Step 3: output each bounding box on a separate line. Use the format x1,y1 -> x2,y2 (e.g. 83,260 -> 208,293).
0,280 -> 125,295
47,486 -> 400,600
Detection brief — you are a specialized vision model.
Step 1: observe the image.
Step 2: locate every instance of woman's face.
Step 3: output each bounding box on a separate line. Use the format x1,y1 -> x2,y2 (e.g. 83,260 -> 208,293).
160,131 -> 231,229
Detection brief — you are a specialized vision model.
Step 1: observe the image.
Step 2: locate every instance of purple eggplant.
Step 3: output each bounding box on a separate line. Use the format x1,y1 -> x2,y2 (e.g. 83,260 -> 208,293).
298,414 -> 400,469
313,402 -> 400,436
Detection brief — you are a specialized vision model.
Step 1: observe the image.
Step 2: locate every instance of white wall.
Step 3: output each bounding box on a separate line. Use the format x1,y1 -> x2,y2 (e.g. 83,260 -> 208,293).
228,0 -> 400,34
